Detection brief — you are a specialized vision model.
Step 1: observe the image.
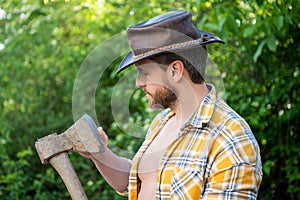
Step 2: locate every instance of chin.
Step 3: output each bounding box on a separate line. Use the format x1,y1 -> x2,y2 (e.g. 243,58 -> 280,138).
150,104 -> 165,110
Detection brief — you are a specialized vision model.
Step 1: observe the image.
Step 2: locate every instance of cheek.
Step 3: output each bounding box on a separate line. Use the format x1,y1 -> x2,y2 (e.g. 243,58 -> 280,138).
147,84 -> 166,95
147,76 -> 167,87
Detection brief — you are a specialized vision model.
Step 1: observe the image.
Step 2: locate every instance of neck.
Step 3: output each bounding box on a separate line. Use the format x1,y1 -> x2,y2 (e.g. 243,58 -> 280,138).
171,82 -> 208,126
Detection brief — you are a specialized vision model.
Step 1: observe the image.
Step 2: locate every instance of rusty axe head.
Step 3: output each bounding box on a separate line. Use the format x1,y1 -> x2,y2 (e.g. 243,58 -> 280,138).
35,114 -> 104,164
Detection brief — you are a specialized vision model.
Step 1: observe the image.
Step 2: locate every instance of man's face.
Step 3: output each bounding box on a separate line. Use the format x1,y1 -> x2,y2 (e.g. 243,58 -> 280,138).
135,59 -> 177,110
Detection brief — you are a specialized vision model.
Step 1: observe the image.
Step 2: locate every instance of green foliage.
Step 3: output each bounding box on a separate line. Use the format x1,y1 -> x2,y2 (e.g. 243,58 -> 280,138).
0,0 -> 299,199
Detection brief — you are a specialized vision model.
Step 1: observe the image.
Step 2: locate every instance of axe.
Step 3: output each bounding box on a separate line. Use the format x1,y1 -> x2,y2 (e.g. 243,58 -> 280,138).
35,114 -> 104,200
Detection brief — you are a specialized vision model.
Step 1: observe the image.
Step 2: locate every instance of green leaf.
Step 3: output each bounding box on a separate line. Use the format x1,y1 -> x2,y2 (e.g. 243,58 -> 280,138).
253,39 -> 266,62
267,34 -> 277,52
274,16 -> 284,30
263,160 -> 272,176
243,25 -> 256,38
218,16 -> 226,31
225,14 -> 239,33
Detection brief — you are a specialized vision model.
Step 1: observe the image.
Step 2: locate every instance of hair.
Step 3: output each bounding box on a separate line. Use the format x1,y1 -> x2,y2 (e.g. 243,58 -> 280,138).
149,46 -> 208,84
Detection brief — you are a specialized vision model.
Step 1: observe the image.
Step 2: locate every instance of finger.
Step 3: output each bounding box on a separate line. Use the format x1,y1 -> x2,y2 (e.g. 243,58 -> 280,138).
97,126 -> 104,134
97,127 -> 108,140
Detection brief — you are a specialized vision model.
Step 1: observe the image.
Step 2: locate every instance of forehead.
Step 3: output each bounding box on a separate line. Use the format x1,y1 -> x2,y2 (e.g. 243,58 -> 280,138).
135,59 -> 159,71
136,58 -> 153,66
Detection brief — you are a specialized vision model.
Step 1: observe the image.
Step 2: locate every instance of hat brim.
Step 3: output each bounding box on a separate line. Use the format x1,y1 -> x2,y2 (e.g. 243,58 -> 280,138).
117,30 -> 224,74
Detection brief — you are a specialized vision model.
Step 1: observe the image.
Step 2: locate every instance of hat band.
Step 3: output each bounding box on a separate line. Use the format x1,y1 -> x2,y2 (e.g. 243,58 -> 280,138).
132,37 -> 203,61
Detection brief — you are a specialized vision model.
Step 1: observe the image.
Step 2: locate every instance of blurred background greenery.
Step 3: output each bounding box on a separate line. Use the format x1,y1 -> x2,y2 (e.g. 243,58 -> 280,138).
0,0 -> 299,199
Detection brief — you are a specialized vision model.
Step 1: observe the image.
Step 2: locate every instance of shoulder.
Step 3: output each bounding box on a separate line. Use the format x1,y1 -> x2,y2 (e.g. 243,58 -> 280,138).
210,99 -> 261,165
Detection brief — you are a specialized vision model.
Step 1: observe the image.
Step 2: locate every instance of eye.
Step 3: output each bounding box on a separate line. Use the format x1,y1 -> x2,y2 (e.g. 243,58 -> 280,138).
142,71 -> 149,76
138,68 -> 149,76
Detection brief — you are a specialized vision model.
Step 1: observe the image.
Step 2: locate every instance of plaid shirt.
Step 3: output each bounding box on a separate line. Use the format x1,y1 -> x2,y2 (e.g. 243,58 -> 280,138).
126,84 -> 262,199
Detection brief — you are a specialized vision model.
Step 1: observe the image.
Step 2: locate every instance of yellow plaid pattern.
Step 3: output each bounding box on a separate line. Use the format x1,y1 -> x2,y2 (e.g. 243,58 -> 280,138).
126,84 -> 262,199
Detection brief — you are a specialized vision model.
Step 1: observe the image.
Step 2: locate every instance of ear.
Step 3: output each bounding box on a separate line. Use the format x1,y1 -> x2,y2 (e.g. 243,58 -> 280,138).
167,60 -> 184,82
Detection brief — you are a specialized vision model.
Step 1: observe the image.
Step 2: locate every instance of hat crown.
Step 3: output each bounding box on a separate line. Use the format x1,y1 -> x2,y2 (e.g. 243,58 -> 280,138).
127,10 -> 200,54
133,10 -> 193,29
117,10 -> 224,73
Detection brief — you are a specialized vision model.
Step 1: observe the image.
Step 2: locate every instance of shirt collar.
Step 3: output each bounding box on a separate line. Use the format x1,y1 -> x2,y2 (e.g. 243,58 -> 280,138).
185,83 -> 218,129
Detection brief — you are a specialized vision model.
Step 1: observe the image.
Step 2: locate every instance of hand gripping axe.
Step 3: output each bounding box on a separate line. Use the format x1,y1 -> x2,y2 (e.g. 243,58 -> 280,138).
35,114 -> 104,200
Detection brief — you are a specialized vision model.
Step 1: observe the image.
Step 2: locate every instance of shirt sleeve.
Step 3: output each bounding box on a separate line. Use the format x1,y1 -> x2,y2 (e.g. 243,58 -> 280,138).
202,163 -> 262,199
202,124 -> 263,199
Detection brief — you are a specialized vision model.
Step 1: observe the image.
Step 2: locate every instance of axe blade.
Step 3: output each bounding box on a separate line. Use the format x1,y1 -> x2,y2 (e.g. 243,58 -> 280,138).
68,114 -> 105,154
35,114 -> 104,164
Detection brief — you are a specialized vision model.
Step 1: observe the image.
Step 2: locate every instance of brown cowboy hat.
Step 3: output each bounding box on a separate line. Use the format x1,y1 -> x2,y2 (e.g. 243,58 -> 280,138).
117,10 -> 224,74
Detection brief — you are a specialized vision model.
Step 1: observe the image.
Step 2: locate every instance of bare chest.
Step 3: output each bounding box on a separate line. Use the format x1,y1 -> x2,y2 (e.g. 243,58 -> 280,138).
138,117 -> 179,176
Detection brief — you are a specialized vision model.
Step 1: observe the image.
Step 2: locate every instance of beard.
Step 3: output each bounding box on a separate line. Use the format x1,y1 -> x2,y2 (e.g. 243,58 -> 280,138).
149,86 -> 177,110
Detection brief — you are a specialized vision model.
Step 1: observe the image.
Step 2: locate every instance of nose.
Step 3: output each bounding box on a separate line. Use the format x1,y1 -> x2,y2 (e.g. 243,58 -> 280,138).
136,72 -> 146,87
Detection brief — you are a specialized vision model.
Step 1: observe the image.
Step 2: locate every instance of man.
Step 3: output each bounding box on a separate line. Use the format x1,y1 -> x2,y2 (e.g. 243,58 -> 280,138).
82,10 -> 262,199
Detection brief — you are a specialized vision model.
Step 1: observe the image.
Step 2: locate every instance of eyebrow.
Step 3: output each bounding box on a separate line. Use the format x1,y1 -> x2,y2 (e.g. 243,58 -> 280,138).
136,67 -> 148,74
136,65 -> 148,71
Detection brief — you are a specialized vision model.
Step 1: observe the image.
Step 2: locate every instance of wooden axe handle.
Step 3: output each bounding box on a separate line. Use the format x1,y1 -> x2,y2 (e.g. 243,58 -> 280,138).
49,153 -> 88,200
